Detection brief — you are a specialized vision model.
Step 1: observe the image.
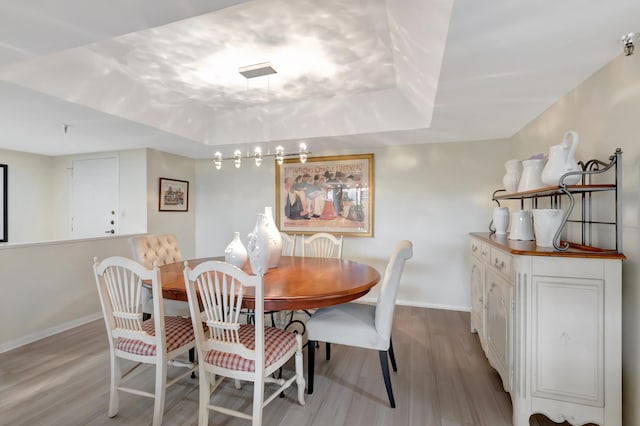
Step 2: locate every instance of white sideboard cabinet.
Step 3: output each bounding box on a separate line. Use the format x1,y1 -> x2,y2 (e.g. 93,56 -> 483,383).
470,233 -> 623,425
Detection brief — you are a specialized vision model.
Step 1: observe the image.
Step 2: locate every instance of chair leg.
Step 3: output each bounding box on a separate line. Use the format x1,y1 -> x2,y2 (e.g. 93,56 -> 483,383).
388,338 -> 398,372
307,340 -> 315,394
294,335 -> 306,405
378,350 -> 396,408
325,342 -> 331,361
252,372 -> 265,426
108,355 -> 120,417
152,360 -> 167,426
198,368 -> 210,426
189,348 -> 196,378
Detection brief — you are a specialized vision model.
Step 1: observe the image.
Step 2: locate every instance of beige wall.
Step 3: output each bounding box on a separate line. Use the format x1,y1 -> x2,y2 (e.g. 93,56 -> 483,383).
195,139 -> 512,310
508,52 -> 640,425
146,148 -> 197,259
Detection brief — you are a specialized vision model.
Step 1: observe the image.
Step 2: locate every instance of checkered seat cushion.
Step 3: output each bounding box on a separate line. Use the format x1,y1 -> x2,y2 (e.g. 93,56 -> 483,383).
117,316 -> 195,356
204,324 -> 297,372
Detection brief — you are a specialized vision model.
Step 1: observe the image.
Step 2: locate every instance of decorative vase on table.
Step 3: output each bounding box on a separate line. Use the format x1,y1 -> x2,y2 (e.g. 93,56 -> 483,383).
247,213 -> 270,275
263,206 -> 283,268
224,232 -> 248,269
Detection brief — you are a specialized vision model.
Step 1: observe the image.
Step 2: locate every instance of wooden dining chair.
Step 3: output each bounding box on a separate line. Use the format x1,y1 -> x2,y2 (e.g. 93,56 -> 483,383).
183,260 -> 306,426
301,232 -> 343,258
128,234 -> 190,318
280,232 -> 296,256
306,240 -> 413,408
92,256 -> 197,426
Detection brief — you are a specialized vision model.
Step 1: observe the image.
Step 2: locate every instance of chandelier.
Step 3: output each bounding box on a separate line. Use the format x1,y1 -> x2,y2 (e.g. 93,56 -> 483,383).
212,143 -> 309,170
212,62 -> 310,170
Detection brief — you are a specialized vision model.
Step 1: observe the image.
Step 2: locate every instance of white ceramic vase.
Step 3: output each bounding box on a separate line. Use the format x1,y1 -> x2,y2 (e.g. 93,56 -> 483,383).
247,213 -> 270,275
541,131 -> 581,186
224,232 -> 247,269
492,207 -> 509,235
509,210 -> 534,241
263,206 -> 283,268
517,158 -> 546,192
502,159 -> 522,193
532,209 -> 564,248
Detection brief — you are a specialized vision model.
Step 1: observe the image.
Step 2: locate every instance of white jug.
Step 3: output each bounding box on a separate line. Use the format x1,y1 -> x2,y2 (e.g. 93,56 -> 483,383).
517,158 -> 546,192
532,209 -> 564,248
492,207 -> 509,235
502,159 -> 522,193
509,210 -> 534,241
541,131 -> 581,186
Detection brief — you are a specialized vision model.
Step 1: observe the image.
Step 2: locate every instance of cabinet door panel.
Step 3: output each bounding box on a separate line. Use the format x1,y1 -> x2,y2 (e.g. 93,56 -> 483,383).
531,276 -> 604,406
485,269 -> 512,392
470,257 -> 484,341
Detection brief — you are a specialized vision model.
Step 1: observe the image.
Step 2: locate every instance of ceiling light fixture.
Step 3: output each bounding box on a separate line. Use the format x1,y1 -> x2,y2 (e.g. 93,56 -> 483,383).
238,62 -> 278,79
275,146 -> 285,165
254,147 -> 263,167
210,62 -> 311,170
211,145 -> 312,169
620,32 -> 640,56
299,142 -> 308,163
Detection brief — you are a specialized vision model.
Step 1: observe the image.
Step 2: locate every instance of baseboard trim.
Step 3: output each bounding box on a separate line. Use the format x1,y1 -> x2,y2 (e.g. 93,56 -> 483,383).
358,295 -> 471,312
0,312 -> 102,354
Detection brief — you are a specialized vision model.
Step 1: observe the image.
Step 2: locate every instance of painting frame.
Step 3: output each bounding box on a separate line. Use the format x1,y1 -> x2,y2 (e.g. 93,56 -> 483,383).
0,164 -> 7,242
159,177 -> 189,212
275,153 -> 374,237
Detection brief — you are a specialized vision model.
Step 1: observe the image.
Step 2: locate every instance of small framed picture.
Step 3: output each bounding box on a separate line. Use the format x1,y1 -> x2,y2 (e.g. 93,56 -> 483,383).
159,178 -> 189,212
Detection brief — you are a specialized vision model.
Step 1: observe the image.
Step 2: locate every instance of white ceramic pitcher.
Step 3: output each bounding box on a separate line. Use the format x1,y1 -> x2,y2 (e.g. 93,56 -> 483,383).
541,131 -> 581,186
509,210 -> 534,241
532,209 -> 564,247
517,158 -> 546,192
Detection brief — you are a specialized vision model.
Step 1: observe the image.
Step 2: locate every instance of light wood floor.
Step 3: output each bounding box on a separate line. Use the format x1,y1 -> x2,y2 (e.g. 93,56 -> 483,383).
0,306 -> 573,425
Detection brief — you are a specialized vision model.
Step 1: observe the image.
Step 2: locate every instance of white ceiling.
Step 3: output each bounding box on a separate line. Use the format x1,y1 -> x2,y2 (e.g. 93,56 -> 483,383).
0,0 -> 639,159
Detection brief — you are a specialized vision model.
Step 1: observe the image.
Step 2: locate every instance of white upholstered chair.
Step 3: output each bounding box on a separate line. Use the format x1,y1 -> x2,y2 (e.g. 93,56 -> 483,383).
128,234 -> 190,317
306,240 -> 413,408
301,232 -> 343,258
183,260 -> 305,426
92,256 -> 197,426
280,232 -> 296,256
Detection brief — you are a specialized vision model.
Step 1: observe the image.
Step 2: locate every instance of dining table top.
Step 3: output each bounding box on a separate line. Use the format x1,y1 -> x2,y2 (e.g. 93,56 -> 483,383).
155,255 -> 382,311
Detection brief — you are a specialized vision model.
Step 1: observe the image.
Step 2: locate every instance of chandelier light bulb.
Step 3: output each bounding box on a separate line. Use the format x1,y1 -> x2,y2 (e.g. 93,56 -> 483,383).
254,147 -> 263,167
275,145 -> 284,165
299,142 -> 308,164
234,150 -> 242,168
214,152 -> 222,170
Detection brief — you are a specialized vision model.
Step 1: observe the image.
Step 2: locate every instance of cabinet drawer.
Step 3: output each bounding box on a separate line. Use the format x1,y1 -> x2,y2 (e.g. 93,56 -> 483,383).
490,247 -> 512,277
470,238 -> 482,259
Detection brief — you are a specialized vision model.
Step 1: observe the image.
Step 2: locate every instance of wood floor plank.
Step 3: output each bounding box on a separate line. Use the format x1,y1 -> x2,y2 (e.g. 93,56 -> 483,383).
1,306 -> 574,425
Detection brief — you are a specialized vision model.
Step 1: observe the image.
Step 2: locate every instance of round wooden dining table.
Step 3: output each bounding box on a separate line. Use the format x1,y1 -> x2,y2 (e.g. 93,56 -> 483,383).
155,256 -> 381,311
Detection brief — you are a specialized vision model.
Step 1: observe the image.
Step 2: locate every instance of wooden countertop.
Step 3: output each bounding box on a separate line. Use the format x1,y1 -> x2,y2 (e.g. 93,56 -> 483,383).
470,232 -> 626,260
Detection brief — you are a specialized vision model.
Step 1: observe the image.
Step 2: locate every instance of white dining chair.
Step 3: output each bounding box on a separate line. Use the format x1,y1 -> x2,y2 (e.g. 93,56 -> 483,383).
92,256 -> 197,426
301,232 -> 343,258
183,260 -> 305,426
128,234 -> 190,317
306,240 -> 413,408
280,232 -> 296,256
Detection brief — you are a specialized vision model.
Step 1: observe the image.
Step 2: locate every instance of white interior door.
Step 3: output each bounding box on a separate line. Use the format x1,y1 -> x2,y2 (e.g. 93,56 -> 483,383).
71,156 -> 119,238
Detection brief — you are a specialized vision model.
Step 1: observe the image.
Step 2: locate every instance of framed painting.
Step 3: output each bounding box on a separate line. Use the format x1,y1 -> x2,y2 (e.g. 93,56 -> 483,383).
159,177 -> 189,212
1,164 -> 6,242
275,153 -> 373,237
